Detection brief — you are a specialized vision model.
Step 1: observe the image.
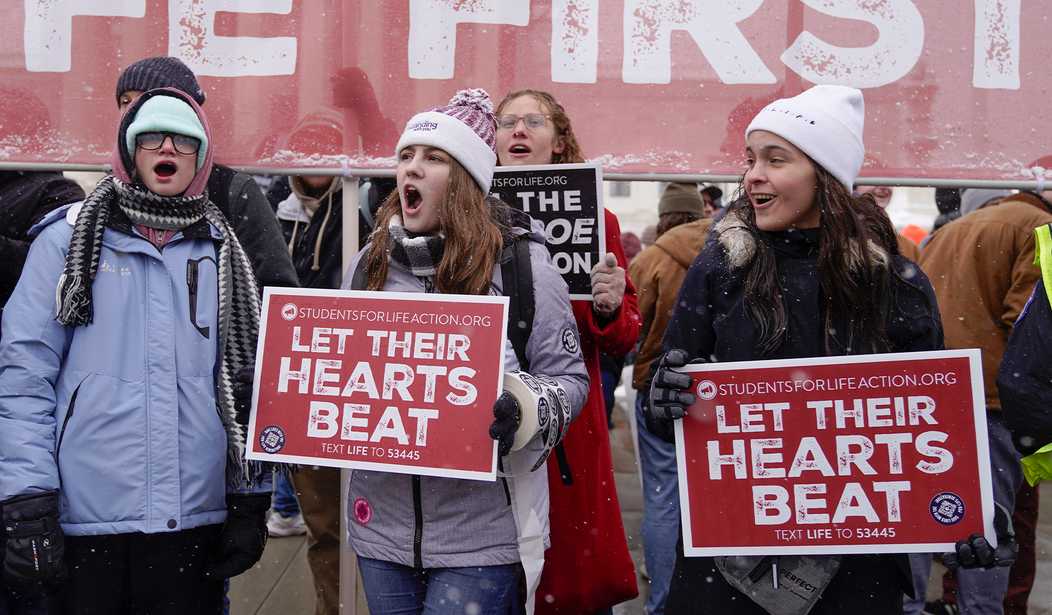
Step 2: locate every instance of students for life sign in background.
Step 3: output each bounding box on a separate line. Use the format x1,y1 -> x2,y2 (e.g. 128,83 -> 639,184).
3,1 -> 1052,180
247,288 -> 508,481
675,350 -> 996,556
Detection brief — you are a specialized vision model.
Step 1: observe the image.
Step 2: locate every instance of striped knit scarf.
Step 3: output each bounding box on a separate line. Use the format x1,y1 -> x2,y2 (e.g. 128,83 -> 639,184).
55,175 -> 265,489
388,215 -> 445,277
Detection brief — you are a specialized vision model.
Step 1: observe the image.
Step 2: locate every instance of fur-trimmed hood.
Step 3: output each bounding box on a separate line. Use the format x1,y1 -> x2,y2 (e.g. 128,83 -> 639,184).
713,207 -> 889,272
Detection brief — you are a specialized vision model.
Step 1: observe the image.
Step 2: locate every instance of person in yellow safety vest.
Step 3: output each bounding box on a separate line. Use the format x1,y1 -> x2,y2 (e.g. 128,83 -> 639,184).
999,222 -> 1052,485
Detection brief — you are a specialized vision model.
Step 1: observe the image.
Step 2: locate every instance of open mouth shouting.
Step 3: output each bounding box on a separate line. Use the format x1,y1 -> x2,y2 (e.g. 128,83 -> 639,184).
507,143 -> 532,156
154,160 -> 178,179
402,185 -> 422,215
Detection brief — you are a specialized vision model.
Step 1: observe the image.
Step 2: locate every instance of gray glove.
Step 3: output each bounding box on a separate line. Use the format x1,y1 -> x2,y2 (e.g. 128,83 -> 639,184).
646,349 -> 696,440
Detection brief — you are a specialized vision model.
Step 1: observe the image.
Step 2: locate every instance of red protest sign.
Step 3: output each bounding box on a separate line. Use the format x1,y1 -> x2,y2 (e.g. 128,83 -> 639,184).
247,288 -> 508,481
675,350 -> 995,556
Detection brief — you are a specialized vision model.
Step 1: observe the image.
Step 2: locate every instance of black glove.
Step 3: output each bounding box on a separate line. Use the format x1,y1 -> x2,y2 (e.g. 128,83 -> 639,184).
204,493 -> 270,579
646,349 -> 696,440
489,392 -> 522,457
233,366 -> 255,425
944,502 -> 1017,569
2,491 -> 66,592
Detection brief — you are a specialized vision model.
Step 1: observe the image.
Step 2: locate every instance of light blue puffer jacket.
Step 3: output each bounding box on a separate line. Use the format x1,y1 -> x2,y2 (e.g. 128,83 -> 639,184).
0,203 -> 268,536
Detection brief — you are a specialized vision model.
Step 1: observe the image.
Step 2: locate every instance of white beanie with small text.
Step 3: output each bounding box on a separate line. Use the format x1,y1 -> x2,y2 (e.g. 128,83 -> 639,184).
746,85 -> 865,190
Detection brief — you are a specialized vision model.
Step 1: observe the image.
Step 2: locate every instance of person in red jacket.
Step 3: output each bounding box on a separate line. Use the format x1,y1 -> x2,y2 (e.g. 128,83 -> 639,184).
495,89 -> 641,614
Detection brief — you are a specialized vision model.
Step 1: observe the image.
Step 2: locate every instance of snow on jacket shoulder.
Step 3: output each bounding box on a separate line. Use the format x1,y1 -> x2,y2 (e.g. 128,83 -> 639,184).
0,203 -> 267,537
341,221 -> 588,571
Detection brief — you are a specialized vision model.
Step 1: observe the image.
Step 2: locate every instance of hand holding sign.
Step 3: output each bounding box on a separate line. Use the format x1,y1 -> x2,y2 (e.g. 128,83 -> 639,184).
945,503 -> 1017,569
647,349 -> 697,440
591,252 -> 625,315
489,392 -> 521,457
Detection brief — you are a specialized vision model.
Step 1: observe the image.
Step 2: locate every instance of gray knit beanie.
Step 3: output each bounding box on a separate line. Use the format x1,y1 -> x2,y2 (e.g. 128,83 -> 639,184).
116,57 -> 206,106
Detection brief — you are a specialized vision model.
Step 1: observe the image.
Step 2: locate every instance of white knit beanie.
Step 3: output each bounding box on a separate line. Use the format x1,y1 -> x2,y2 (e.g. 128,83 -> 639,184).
395,88 -> 497,193
746,85 -> 865,190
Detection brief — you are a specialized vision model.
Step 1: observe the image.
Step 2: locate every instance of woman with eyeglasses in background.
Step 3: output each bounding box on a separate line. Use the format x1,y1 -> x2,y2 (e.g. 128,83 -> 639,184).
495,89 -> 641,615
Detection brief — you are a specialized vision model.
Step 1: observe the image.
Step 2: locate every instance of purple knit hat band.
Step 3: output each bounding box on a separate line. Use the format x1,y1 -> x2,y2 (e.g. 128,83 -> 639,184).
431,88 -> 496,153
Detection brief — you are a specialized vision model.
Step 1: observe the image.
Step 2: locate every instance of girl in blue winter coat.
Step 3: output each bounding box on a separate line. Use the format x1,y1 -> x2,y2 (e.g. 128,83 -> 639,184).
648,85 -> 945,615
0,88 -> 270,614
343,89 -> 588,614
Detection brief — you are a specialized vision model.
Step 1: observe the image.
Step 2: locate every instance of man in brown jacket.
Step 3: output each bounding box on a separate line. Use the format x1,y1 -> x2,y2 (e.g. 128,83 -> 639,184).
627,182 -> 712,614
915,190 -> 1052,615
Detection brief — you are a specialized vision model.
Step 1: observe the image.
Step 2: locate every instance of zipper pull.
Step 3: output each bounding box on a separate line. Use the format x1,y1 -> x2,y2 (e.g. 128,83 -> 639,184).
772,560 -> 779,589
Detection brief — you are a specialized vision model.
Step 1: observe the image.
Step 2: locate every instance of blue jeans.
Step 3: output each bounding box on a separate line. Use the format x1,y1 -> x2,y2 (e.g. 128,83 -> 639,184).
357,557 -> 518,614
272,471 -> 300,516
902,411 -> 1022,615
635,393 -> 680,615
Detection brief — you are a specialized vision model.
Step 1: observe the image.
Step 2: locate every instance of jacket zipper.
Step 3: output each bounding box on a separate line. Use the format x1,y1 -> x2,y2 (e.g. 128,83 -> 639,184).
144,259 -> 153,528
412,275 -> 433,569
412,475 -> 424,569
55,384 -> 82,459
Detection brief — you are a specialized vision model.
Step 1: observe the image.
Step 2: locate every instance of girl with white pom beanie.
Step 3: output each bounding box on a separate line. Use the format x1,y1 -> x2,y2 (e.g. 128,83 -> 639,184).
342,89 -> 588,614
647,85 -> 945,614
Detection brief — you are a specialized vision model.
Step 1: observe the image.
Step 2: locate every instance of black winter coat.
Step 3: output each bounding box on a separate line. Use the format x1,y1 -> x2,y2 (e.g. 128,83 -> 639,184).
999,279 -> 1052,455
0,171 -> 84,308
207,165 -> 298,291
660,214 -> 944,615
277,185 -> 348,290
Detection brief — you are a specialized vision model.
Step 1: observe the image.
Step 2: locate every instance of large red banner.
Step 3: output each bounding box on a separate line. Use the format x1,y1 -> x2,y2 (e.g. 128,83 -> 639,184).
676,350 -> 995,556
247,288 -> 508,481
1,1 -> 1050,179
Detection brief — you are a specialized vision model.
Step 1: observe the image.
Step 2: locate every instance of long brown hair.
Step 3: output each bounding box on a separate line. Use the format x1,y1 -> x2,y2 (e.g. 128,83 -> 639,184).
732,164 -> 899,356
496,89 -> 585,164
364,158 -> 504,295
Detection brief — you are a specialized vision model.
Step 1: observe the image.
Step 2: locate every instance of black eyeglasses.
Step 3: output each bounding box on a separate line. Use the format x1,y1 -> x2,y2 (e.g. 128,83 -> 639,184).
496,113 -> 552,131
135,132 -> 200,155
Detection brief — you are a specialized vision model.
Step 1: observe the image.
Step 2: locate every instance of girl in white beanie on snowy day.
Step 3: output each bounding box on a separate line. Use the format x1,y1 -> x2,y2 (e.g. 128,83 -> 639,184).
645,85 -> 945,614
341,89 -> 588,614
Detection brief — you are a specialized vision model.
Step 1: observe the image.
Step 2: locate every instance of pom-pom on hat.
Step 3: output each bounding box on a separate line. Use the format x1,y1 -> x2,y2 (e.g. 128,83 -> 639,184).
395,88 -> 497,193
125,94 -> 209,170
116,56 -> 206,106
746,85 -> 865,190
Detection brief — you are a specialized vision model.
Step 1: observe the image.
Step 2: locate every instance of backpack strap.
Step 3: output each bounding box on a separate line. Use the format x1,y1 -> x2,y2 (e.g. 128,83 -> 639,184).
501,236 -> 534,372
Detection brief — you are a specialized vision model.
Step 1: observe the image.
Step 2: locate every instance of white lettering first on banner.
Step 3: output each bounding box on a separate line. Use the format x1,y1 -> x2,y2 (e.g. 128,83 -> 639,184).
25,0 -> 1021,89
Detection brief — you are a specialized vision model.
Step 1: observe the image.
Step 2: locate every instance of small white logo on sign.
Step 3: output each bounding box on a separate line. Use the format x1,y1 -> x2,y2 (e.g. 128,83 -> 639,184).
281,303 -> 298,321
696,380 -> 717,400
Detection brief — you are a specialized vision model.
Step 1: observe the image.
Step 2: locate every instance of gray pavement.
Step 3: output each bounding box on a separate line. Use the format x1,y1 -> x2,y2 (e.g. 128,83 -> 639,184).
231,382 -> 1052,614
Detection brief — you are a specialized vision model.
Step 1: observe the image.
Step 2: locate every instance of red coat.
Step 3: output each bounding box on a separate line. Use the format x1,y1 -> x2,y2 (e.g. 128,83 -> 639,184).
536,210 -> 641,613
